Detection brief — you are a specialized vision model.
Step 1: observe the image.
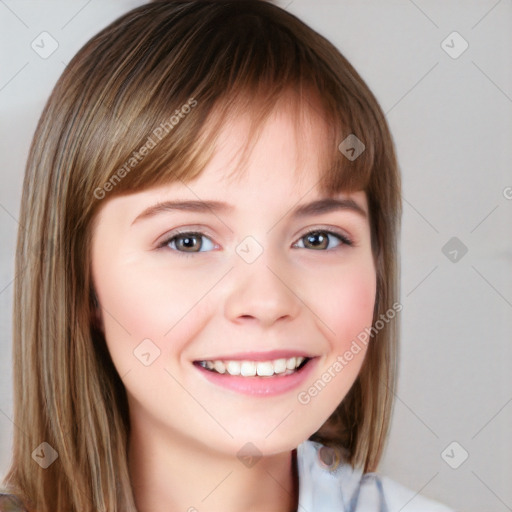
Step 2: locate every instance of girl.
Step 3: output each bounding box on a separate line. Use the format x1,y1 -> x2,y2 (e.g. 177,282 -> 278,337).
1,1 -> 455,511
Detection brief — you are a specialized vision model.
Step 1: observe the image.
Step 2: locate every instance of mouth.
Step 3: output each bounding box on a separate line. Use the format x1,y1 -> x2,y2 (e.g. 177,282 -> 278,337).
193,356 -> 311,377
192,351 -> 318,396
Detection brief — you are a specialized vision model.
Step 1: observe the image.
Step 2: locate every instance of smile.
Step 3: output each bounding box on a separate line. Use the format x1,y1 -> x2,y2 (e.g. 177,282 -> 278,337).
193,354 -> 317,396
195,356 -> 309,377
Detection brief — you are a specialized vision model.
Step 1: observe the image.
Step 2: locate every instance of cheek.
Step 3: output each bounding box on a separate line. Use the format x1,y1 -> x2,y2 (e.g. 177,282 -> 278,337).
293,258 -> 376,431
93,255 -> 214,371
336,271 -> 376,345
312,260 -> 377,349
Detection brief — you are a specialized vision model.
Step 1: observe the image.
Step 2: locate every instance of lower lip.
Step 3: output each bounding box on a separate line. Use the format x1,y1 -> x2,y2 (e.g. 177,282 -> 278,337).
193,358 -> 318,396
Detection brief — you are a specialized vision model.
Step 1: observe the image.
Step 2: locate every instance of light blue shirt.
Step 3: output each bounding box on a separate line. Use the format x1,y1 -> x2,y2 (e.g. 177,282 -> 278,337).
297,440 -> 455,511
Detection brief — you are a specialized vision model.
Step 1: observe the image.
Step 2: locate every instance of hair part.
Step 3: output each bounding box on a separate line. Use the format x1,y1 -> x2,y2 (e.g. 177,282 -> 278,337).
3,1 -> 401,510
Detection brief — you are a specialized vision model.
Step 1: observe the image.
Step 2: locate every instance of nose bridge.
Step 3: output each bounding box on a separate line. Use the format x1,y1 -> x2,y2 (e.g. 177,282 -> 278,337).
223,242 -> 301,326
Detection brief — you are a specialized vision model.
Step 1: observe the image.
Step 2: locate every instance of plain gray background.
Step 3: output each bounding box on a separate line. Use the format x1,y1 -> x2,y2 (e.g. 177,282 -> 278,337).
1,1 -> 511,511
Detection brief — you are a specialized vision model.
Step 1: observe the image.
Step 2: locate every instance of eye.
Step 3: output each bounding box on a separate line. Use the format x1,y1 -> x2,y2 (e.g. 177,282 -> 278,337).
158,231 -> 216,254
157,228 -> 352,254
294,229 -> 353,251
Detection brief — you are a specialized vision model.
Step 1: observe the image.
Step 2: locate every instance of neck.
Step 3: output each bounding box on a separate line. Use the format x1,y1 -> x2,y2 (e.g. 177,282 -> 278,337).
128,417 -> 299,512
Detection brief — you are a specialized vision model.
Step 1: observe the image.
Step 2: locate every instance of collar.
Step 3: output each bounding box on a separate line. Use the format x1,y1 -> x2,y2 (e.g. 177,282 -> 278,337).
296,439 -> 388,512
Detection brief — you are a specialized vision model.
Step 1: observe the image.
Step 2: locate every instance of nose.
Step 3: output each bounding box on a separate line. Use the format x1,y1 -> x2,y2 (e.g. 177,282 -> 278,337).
223,254 -> 301,328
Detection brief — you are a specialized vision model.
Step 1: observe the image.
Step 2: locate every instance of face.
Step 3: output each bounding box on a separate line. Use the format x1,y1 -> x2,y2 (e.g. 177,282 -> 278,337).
90,101 -> 377,458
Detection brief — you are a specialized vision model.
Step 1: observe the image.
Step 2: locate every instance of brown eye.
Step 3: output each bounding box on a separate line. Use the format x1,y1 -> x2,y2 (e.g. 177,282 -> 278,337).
174,234 -> 202,252
295,230 -> 352,251
160,232 -> 216,253
304,231 -> 329,250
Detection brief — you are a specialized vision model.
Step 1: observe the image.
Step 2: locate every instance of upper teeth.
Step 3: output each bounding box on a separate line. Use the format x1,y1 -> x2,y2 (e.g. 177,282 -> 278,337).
199,357 -> 306,376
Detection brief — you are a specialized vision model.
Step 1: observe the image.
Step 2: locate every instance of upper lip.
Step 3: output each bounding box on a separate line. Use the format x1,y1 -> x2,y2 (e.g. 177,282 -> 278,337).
194,350 -> 315,362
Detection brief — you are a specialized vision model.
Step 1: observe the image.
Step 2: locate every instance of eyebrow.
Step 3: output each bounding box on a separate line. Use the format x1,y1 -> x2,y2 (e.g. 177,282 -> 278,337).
131,197 -> 367,226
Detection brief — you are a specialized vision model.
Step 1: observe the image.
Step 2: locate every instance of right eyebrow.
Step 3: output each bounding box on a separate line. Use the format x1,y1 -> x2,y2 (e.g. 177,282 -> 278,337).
131,200 -> 233,226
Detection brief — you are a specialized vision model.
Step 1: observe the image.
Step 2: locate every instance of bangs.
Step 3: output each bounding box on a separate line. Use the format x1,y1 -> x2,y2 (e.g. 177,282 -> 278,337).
69,0 -> 380,218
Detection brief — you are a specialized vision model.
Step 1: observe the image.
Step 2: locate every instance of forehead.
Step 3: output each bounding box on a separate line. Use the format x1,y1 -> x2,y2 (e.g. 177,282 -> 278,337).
182,97 -> 332,198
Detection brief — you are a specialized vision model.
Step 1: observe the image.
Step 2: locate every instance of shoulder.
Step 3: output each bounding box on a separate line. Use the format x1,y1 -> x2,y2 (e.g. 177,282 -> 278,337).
0,493 -> 27,512
296,440 -> 456,512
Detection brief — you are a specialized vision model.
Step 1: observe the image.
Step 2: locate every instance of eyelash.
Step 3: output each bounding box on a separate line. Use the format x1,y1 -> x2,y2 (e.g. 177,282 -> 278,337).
157,228 -> 354,257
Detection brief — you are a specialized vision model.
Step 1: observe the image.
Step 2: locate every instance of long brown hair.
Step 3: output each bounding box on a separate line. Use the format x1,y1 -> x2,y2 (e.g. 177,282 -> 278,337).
2,1 -> 401,510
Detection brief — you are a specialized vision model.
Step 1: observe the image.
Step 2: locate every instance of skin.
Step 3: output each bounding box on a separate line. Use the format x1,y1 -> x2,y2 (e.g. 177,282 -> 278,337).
90,99 -> 377,512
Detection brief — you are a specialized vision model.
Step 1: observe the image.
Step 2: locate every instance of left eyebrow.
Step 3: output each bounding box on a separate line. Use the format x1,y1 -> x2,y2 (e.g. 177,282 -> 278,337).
291,198 -> 367,218
130,197 -> 367,226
